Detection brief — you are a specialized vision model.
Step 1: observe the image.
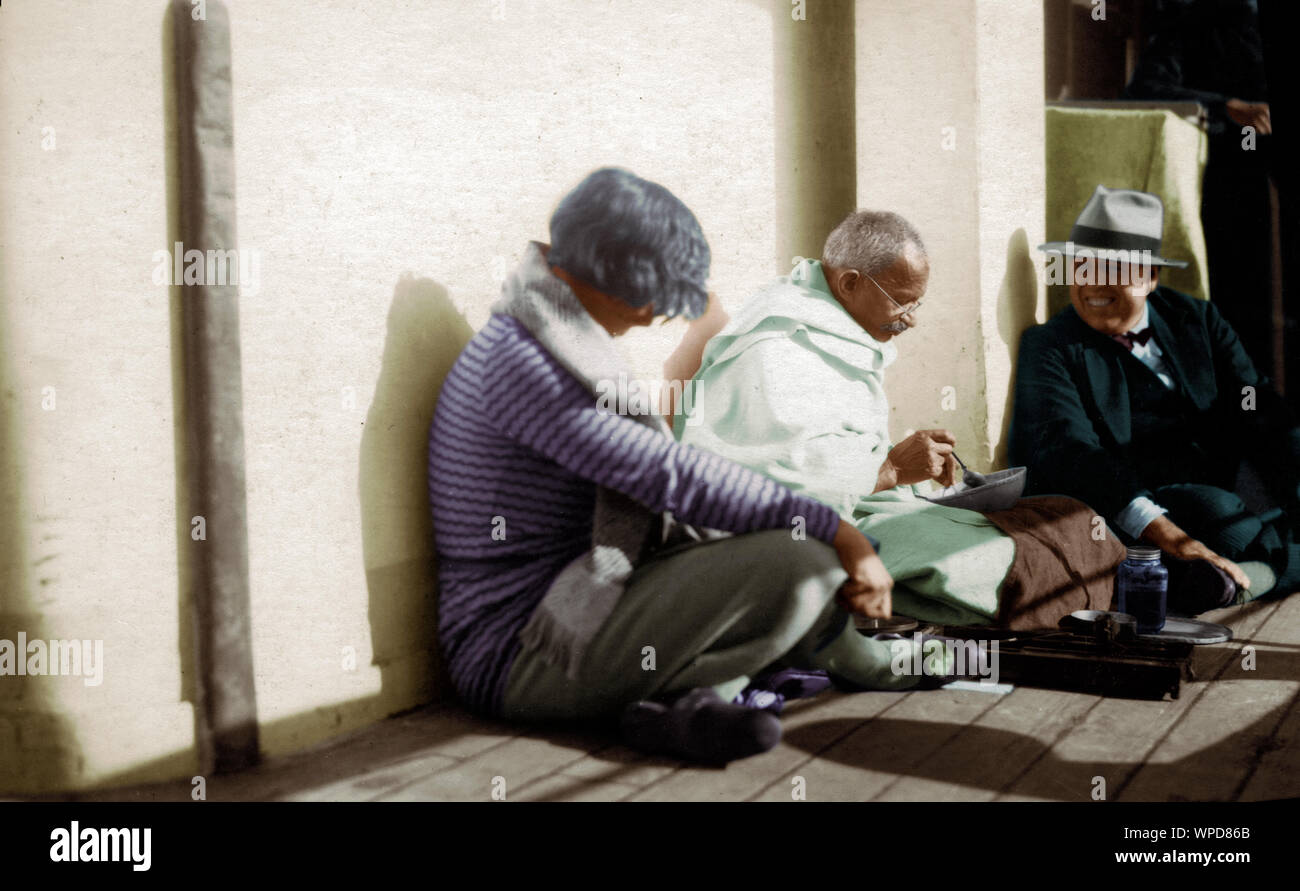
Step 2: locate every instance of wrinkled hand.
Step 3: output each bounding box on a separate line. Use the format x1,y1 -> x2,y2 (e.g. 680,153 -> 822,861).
1141,515 -> 1251,589
1226,98 -> 1271,135
1169,539 -> 1251,591
937,453 -> 960,488
877,429 -> 957,490
832,520 -> 893,618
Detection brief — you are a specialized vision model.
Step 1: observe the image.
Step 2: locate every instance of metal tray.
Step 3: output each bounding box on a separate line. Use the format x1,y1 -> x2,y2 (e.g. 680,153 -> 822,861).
1138,616 -> 1233,645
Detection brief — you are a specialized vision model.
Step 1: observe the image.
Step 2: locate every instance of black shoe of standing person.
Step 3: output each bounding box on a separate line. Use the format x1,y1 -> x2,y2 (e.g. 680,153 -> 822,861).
620,687 -> 782,765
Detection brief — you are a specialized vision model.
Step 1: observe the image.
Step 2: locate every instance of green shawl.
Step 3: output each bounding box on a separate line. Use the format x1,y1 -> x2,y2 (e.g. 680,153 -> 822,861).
675,259 -> 1013,624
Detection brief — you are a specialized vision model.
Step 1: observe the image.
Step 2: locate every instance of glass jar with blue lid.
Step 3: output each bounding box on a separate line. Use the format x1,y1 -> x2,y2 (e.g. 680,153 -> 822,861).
1116,546 -> 1168,634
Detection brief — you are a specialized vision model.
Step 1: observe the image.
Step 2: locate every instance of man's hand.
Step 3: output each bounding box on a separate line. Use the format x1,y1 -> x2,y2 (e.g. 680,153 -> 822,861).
1226,98 -> 1272,135
875,429 -> 957,491
1139,515 -> 1251,589
832,519 -> 893,618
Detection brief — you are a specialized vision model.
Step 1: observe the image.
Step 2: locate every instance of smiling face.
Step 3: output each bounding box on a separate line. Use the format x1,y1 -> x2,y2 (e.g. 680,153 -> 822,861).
1068,255 -> 1159,336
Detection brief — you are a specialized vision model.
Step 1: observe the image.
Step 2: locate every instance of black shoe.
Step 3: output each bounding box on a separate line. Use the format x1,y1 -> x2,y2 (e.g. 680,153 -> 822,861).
620,688 -> 782,765
1164,557 -> 1236,615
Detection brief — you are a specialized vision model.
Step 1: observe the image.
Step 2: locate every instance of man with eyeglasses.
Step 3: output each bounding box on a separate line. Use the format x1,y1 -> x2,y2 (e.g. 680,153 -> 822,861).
673,210 -> 1124,632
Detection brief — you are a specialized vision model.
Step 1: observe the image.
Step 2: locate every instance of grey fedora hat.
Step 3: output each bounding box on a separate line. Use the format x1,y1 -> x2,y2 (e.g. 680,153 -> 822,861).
1039,185 -> 1189,268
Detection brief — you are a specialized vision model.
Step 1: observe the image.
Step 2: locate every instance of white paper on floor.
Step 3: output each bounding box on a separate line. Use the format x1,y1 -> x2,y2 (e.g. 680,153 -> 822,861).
940,680 -> 1014,695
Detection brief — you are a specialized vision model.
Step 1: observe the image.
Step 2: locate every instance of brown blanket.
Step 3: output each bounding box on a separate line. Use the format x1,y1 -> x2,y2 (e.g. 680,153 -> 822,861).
983,495 -> 1126,630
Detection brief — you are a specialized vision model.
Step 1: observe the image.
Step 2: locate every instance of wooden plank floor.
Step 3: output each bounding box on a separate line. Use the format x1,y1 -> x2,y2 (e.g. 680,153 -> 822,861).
42,595 -> 1300,803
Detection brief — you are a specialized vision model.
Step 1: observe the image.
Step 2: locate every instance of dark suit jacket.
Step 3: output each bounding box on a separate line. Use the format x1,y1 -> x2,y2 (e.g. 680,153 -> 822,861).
1008,286 -> 1300,523
1121,0 -> 1267,135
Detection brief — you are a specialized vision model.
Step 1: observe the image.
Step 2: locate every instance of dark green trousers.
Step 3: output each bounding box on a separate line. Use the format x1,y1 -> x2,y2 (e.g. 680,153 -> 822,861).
499,530 -> 932,722
1140,482 -> 1300,597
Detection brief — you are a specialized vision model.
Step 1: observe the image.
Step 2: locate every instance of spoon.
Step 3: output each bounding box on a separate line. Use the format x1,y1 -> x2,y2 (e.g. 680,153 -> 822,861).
952,451 -> 988,487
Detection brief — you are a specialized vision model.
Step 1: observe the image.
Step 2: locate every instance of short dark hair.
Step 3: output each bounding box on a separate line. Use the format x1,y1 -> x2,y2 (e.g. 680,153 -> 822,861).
823,210 -> 927,275
547,167 -> 710,320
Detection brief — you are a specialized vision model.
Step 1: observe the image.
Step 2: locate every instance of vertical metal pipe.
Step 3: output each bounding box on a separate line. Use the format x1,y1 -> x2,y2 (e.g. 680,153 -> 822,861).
169,0 -> 259,773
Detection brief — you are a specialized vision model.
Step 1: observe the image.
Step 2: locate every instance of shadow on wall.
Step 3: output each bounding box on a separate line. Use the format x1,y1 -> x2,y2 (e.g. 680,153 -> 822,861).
770,0 -> 856,274
0,211 -> 87,795
77,279 -> 478,790
993,228 -> 1040,468
359,275 -> 474,713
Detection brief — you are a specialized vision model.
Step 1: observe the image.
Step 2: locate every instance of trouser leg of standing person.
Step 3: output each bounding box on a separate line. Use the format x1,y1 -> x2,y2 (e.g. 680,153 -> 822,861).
499,529 -> 930,724
1204,136 -> 1276,377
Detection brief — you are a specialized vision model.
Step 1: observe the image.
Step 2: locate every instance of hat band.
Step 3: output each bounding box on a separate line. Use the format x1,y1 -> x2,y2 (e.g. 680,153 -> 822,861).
1069,224 -> 1162,254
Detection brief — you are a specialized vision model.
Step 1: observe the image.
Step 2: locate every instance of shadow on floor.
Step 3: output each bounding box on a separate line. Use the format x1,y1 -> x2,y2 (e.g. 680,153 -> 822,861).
784,644 -> 1300,800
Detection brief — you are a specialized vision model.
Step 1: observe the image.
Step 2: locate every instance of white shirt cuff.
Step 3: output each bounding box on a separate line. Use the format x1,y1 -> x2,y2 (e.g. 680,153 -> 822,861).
1114,496 -> 1168,539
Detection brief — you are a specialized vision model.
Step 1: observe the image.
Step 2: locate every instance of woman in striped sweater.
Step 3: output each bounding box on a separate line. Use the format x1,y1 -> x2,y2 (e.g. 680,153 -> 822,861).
428,168 -> 948,764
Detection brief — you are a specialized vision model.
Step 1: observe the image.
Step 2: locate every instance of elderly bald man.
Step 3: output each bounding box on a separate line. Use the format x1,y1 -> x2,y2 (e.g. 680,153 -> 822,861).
673,210 -> 1124,630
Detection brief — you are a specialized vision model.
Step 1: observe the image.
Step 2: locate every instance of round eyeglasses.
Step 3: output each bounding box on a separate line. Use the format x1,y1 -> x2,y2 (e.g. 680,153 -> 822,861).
862,271 -> 922,318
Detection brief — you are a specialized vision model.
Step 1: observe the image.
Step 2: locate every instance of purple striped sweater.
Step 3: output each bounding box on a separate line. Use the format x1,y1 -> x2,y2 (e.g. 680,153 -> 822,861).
427,313 -> 842,715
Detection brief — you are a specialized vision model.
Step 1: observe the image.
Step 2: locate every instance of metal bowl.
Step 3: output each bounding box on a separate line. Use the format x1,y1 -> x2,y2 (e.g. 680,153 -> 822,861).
1061,609 -> 1138,638
853,615 -> 919,634
923,467 -> 1027,513
1139,616 -> 1233,645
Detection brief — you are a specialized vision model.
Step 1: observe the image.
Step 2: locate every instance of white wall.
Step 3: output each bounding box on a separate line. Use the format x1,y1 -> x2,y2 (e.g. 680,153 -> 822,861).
227,0 -> 785,758
0,0 -> 788,791
0,0 -> 1045,793
0,1 -> 194,793
854,0 -> 1045,465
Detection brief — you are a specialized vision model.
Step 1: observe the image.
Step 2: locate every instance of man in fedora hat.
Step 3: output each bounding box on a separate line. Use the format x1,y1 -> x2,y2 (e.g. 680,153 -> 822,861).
1010,185 -> 1300,613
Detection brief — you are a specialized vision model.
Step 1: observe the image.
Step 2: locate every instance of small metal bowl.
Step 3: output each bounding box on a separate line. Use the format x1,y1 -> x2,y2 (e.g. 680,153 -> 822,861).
1060,609 -> 1232,644
854,615 -> 919,634
1061,609 -> 1136,633
923,467 -> 1027,512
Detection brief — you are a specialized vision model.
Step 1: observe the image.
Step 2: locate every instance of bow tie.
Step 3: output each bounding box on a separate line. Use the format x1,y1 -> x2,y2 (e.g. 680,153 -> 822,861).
1111,328 -> 1154,351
